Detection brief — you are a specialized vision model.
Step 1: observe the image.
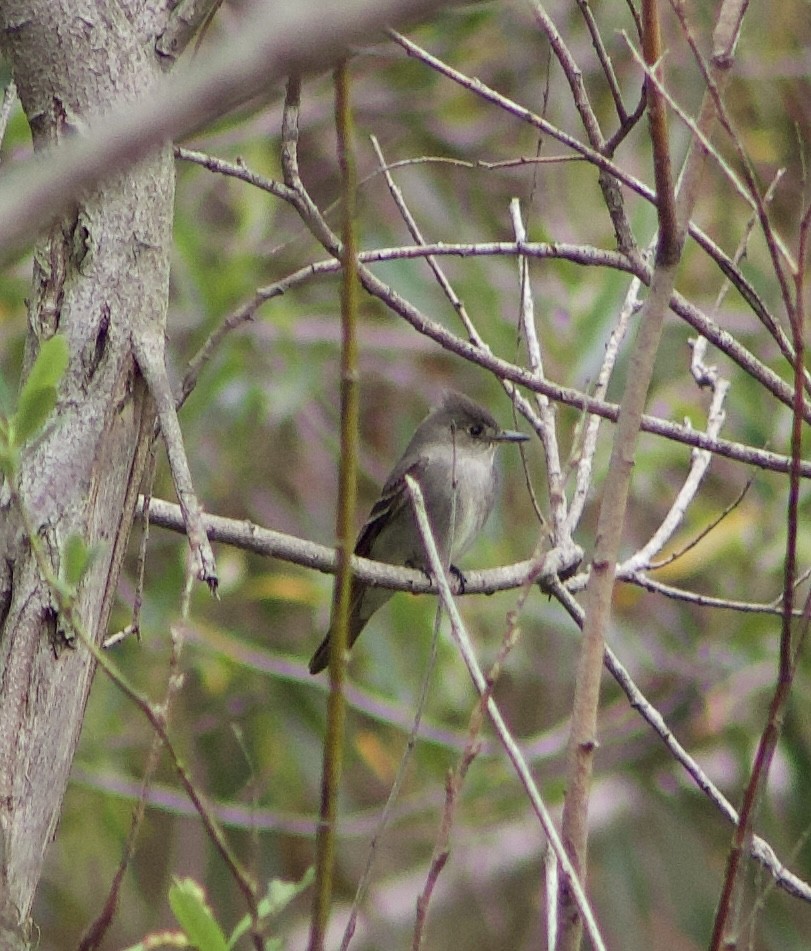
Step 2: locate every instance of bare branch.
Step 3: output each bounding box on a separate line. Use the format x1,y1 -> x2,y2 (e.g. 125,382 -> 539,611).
166,237 -> 811,475
138,496 -> 583,597
551,581 -> 811,905
405,475 -> 607,951
0,81 -> 17,153
509,199 -> 567,537
155,0 -> 224,65
132,333 -> 218,591
621,373 -> 730,573
0,0 -> 456,261
369,135 -> 484,345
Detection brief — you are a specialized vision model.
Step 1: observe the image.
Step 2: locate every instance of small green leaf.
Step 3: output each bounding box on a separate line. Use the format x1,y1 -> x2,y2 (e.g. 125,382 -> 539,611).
262,866 -> 315,916
24,334 -> 70,392
14,335 -> 69,446
51,576 -> 77,609
169,878 -> 228,951
0,417 -> 20,476
63,533 -> 91,586
0,367 -> 13,415
228,868 -> 314,949
15,384 -> 58,446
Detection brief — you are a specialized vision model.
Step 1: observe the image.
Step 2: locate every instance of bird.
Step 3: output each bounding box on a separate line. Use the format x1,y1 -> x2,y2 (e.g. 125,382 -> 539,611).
308,390 -> 529,674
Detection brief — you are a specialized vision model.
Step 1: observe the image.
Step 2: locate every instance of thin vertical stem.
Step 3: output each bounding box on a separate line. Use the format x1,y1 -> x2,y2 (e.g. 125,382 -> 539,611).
308,60 -> 359,951
708,200 -> 811,951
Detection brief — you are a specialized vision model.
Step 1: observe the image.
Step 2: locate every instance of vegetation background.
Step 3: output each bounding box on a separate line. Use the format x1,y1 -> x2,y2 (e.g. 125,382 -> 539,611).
2,0 -> 811,948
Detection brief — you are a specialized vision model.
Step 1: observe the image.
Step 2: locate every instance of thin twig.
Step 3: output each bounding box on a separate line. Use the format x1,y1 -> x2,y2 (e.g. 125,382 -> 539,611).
0,81 -> 17,154
669,0 -> 796,314
225,239 -> 804,425
510,199 -> 568,537
369,135 -> 483,345
621,374 -> 730,573
527,1 -> 638,255
132,332 -> 218,592
104,448 -> 159,647
548,579 -> 811,904
647,478 -> 751,571
619,571 -> 801,616
413,537 -> 545,947
342,605 -> 442,951
404,475 -> 607,951
159,137 -> 798,413
387,28 -> 788,371
708,161 -> 811,951
622,32 -> 801,374
574,0 -> 629,124
565,274 -> 643,533
77,603 -> 190,950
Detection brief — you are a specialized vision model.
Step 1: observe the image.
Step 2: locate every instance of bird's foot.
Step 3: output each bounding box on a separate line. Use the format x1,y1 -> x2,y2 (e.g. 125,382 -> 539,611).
405,560 -> 466,593
449,564 -> 467,593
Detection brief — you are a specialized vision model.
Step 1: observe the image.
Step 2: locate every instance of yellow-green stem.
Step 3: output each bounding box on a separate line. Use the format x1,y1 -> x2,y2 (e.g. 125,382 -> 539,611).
309,59 -> 359,950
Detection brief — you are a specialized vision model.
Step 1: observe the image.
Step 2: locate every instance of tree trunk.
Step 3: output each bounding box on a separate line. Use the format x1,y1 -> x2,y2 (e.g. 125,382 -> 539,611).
0,3 -> 175,944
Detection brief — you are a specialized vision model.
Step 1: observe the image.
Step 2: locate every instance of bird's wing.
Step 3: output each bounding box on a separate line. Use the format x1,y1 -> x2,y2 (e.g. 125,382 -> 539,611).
353,455 -> 429,558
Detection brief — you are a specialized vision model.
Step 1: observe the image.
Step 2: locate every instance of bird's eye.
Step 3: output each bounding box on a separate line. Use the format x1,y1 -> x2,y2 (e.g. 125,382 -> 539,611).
468,423 -> 484,438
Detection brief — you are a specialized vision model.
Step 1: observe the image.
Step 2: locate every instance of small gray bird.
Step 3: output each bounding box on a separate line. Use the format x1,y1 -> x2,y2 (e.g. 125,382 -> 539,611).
309,391 -> 528,674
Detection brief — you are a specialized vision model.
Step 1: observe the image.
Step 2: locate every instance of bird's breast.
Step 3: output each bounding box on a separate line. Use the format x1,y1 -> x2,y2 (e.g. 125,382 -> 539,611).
420,445 -> 498,562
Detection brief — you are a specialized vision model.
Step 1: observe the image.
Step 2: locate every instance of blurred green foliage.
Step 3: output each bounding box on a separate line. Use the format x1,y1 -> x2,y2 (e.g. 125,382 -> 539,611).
2,0 -> 811,947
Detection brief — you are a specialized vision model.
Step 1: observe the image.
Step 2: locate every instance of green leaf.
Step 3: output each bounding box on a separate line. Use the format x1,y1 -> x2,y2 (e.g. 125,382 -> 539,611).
14,335 -> 69,446
62,533 -> 91,586
262,866 -> 315,916
24,334 -> 70,392
228,867 -> 314,949
0,366 -> 13,416
0,445 -> 19,478
169,878 -> 229,951
14,384 -> 59,446
0,416 -> 19,477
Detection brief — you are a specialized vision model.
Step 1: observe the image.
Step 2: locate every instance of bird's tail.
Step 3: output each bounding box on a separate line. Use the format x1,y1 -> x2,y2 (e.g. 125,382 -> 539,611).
308,584 -> 368,674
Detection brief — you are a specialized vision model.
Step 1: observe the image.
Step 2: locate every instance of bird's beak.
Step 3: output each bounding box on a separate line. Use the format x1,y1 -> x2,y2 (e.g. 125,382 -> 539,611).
494,428 -> 530,443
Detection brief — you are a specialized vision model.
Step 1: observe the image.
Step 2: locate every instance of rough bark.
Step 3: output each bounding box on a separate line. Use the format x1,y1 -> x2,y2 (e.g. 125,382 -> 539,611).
0,3 -> 175,944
